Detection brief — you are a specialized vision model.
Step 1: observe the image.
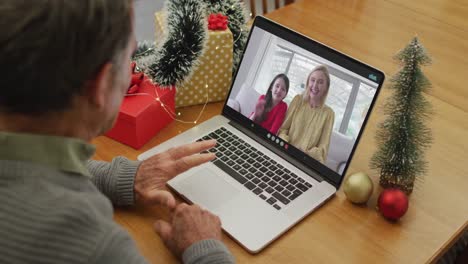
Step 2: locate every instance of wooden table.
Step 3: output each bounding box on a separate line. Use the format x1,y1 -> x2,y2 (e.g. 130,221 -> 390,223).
93,0 -> 468,263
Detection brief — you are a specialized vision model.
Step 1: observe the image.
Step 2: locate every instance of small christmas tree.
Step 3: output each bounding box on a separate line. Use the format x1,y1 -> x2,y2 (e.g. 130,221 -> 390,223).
371,37 -> 433,194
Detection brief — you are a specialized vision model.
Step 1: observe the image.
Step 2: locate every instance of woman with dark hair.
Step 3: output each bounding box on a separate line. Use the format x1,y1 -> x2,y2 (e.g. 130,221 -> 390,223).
250,73 -> 290,134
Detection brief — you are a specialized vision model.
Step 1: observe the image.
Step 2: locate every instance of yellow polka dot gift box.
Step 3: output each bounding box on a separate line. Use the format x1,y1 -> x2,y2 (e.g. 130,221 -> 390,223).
155,11 -> 233,108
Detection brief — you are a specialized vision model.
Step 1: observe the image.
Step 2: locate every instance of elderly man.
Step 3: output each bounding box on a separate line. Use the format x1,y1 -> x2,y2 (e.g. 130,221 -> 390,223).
0,0 -> 234,263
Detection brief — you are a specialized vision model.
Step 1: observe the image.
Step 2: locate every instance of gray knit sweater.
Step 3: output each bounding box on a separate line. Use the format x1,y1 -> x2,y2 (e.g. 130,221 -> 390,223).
0,132 -> 234,264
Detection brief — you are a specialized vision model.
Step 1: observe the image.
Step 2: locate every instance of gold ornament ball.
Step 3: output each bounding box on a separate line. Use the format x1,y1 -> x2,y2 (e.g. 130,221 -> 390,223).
343,172 -> 374,204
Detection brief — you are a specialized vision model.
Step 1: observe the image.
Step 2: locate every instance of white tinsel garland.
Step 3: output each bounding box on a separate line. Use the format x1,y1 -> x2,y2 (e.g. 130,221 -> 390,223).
133,0 -> 249,87
148,0 -> 208,87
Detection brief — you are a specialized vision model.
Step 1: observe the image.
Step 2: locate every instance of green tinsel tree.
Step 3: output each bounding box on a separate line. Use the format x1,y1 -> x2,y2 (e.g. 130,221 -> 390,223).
370,37 -> 433,194
132,41 -> 156,70
133,0 -> 248,87
147,0 -> 208,87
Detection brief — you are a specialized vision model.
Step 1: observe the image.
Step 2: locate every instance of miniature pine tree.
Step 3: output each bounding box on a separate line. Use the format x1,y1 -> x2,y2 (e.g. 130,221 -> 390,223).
370,37 -> 433,194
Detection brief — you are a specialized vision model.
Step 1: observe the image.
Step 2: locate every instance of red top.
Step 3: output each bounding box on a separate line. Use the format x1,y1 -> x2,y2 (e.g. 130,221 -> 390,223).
254,95 -> 288,135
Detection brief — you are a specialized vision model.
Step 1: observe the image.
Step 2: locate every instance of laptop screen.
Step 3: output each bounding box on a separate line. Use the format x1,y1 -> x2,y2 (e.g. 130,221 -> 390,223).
223,17 -> 384,187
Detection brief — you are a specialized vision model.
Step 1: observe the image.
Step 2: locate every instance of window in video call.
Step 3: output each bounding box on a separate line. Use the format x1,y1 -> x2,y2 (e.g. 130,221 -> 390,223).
227,27 -> 380,177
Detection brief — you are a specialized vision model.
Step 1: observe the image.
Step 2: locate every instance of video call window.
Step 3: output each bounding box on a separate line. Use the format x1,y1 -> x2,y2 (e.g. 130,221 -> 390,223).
228,27 -> 379,174
252,42 -> 377,139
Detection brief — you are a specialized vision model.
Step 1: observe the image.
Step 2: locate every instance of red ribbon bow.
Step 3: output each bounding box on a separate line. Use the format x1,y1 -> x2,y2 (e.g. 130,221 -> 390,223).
128,62 -> 144,94
208,13 -> 228,30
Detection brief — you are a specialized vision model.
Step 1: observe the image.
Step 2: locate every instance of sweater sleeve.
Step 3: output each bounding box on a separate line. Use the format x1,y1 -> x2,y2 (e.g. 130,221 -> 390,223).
182,239 -> 235,264
93,227 -> 234,264
306,108 -> 335,163
439,230 -> 468,264
278,95 -> 301,141
86,157 -> 141,206
91,224 -> 149,264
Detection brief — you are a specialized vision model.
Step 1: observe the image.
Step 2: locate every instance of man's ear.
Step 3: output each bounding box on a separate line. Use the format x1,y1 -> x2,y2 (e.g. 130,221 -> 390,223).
85,63 -> 114,109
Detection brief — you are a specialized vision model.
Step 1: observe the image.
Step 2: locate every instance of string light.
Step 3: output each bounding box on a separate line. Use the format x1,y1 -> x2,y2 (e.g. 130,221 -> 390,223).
125,78 -> 210,124
217,27 -> 244,50
134,47 -> 155,59
128,2 -> 248,125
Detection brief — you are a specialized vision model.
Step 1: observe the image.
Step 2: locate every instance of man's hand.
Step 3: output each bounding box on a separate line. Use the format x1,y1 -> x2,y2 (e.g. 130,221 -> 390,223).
154,203 -> 222,258
134,140 -> 216,208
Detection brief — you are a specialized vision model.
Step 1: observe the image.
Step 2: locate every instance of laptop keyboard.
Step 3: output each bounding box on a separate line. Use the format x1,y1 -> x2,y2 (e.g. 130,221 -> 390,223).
196,127 -> 313,210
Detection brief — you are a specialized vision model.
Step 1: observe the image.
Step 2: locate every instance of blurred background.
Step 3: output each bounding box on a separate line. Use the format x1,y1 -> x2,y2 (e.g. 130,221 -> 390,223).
134,0 -> 291,42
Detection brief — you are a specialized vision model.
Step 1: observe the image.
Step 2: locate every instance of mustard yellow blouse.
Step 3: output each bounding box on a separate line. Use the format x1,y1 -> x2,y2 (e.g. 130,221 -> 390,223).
278,95 -> 335,163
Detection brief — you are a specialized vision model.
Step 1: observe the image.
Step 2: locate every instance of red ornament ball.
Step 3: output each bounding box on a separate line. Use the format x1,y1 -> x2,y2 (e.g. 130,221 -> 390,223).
377,188 -> 409,221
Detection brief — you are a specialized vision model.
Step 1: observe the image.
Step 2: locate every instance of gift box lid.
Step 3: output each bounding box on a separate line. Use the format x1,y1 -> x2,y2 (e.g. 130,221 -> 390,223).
119,78 -> 174,124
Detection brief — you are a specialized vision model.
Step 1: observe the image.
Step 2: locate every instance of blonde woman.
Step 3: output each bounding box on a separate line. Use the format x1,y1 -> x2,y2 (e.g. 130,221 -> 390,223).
278,65 -> 335,163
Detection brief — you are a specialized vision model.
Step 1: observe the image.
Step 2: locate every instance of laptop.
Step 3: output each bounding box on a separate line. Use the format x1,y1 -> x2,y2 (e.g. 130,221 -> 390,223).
138,16 -> 384,253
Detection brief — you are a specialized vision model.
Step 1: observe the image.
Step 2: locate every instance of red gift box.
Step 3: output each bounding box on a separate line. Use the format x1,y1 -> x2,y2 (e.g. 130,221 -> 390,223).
106,78 -> 175,149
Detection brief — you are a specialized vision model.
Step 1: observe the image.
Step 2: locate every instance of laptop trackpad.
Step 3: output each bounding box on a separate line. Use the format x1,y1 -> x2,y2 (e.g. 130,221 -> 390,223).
178,168 -> 239,210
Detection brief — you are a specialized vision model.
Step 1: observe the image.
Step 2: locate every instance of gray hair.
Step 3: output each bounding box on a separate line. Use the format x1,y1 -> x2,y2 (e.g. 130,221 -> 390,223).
0,0 -> 133,114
